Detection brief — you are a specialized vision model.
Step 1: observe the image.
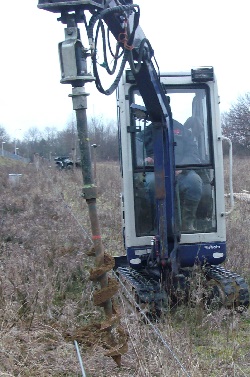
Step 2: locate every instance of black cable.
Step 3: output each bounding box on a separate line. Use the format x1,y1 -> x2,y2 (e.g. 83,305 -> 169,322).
95,20 -> 119,76
128,38 -> 154,75
107,27 -> 124,59
88,5 -> 139,42
93,48 -> 129,95
86,4 -> 140,95
126,5 -> 140,48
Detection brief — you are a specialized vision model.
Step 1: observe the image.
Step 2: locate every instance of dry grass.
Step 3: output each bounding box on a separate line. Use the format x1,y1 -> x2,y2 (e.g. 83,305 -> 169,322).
223,156 -> 250,280
0,156 -> 249,376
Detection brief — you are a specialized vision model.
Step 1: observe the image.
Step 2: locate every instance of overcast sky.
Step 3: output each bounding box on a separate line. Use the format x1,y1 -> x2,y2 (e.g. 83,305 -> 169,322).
1,0 -> 250,139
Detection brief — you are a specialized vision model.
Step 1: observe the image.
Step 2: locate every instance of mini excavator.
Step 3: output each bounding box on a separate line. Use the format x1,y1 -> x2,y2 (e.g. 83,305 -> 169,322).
38,0 -> 249,315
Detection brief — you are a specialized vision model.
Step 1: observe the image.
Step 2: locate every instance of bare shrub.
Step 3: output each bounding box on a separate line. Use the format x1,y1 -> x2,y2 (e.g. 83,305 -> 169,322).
224,156 -> 250,280
0,157 -> 249,376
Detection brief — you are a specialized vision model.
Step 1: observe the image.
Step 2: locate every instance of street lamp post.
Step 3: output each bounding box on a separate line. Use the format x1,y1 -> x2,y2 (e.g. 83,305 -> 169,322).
1,141 -> 6,156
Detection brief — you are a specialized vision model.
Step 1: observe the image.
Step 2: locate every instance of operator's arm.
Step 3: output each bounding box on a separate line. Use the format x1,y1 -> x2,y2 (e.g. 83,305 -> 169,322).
143,120 -> 200,167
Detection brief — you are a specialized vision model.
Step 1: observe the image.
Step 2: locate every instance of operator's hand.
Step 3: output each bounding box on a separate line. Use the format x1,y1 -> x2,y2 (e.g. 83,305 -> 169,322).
145,157 -> 154,165
175,170 -> 183,175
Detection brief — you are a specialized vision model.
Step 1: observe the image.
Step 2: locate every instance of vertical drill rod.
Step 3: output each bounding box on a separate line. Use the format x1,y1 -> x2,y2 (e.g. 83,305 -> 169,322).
71,86 -> 113,319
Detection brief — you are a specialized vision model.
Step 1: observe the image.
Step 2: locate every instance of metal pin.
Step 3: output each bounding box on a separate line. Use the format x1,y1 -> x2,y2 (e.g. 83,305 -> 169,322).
74,340 -> 86,377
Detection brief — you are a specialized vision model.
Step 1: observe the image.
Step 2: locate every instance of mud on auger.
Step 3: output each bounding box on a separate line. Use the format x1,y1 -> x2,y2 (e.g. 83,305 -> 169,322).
88,247 -> 128,366
64,245 -> 128,367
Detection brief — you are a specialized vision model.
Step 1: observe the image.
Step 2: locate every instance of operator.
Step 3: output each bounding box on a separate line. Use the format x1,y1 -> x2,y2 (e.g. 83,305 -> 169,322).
143,118 -> 203,231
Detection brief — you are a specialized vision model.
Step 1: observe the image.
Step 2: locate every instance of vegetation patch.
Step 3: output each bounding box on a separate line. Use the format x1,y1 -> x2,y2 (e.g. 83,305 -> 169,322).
0,157 -> 249,376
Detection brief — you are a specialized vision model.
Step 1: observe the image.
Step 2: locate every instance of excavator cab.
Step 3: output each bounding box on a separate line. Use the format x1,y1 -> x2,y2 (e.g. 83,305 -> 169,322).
132,87 -> 216,236
118,68 -> 227,269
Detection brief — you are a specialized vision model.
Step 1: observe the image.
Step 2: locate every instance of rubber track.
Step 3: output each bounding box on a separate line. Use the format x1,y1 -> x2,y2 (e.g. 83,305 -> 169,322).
116,265 -> 249,312
205,265 -> 249,309
116,267 -> 167,308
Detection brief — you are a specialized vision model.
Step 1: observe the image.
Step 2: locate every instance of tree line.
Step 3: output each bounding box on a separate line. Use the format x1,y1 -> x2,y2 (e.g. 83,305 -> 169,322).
1,92 -> 250,162
221,93 -> 250,155
0,117 -> 119,162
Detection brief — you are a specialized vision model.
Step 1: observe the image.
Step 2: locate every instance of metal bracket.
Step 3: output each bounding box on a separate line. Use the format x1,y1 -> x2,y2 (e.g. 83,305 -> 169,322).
82,184 -> 98,200
37,0 -> 105,13
59,25 -> 95,86
69,87 -> 89,110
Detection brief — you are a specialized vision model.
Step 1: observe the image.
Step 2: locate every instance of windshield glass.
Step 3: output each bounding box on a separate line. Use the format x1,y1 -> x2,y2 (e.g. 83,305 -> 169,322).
167,86 -> 212,166
133,86 -> 212,169
130,85 -> 217,236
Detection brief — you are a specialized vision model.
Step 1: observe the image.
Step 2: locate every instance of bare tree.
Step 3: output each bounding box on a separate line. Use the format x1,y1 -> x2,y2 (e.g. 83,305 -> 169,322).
89,116 -> 118,161
222,93 -> 250,155
23,127 -> 43,160
42,127 -> 60,160
0,125 -> 10,142
6,116 -> 118,162
56,121 -> 78,158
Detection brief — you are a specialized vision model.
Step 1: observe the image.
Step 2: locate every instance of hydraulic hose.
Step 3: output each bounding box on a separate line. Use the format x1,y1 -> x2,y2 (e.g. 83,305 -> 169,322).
128,38 -> 154,75
87,4 -> 140,95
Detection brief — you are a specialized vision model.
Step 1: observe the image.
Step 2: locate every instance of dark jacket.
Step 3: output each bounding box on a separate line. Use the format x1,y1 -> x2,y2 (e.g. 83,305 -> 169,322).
144,120 -> 200,166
